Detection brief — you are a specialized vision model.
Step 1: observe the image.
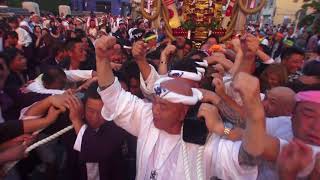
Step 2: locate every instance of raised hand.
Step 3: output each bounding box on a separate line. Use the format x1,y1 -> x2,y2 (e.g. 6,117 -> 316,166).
310,153 -> 320,180
66,95 -> 84,134
198,88 -> 221,105
161,43 -> 176,58
243,33 -> 259,53
231,38 -> 242,53
66,95 -> 84,123
232,72 -> 260,101
132,41 -> 148,61
197,103 -> 224,135
212,78 -> 226,98
278,139 -> 313,178
95,36 -> 120,61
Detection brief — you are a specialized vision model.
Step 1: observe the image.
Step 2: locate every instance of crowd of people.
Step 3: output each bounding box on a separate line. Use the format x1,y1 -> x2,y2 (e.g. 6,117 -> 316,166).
0,10 -> 319,180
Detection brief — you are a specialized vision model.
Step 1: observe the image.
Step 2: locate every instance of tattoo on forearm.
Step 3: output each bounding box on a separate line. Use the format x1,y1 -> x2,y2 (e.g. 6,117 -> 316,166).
217,100 -> 244,128
238,144 -> 260,167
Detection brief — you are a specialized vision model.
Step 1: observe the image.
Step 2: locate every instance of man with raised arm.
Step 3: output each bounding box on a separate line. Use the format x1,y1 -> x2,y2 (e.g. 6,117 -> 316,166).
95,36 -> 266,180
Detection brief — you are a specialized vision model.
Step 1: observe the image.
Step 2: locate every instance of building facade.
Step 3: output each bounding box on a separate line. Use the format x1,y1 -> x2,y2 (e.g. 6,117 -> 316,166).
260,0 -> 305,25
71,0 -> 130,15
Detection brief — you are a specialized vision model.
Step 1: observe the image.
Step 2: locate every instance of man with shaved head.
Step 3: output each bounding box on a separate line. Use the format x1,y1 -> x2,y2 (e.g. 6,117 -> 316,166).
263,87 -> 296,118
94,36 -> 267,180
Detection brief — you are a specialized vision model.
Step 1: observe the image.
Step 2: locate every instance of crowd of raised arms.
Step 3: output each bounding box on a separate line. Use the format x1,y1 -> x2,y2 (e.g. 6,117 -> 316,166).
0,12 -> 319,180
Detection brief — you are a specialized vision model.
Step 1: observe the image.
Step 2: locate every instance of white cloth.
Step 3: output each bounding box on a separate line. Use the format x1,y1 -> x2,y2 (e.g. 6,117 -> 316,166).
27,70 -> 93,95
86,163 -> 100,180
98,78 -> 258,180
145,131 -> 180,180
266,116 -> 293,141
153,77 -> 203,105
259,116 -> 320,180
258,117 -> 293,180
262,58 -> 275,65
73,125 -> 88,151
15,27 -> 32,47
140,64 -> 161,97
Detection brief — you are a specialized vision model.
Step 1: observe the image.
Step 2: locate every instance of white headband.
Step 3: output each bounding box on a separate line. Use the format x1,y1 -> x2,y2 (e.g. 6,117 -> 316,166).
195,60 -> 208,68
168,70 -> 203,82
153,77 -> 203,105
196,60 -> 208,76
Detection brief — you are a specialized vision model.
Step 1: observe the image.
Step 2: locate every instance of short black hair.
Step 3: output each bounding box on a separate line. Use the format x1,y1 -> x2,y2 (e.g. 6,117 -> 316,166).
65,38 -> 82,51
281,47 -> 305,61
171,58 -> 198,73
120,61 -> 140,81
52,43 -> 66,57
302,60 -> 320,77
5,31 -> 18,39
186,50 -> 208,59
114,71 -> 129,87
42,66 -> 66,87
84,82 -> 101,102
204,34 -> 220,44
74,29 -> 86,38
3,48 -> 24,65
8,17 -> 18,24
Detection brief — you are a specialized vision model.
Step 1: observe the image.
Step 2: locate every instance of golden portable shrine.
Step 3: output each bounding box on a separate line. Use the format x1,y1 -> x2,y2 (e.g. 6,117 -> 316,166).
139,0 -> 266,44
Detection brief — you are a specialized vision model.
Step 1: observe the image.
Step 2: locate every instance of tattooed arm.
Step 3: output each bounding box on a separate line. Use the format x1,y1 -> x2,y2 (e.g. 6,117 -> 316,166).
233,73 -> 266,163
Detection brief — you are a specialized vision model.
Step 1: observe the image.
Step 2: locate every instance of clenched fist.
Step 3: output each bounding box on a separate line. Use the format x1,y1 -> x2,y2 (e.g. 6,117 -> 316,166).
231,38 -> 242,53
95,36 -> 121,61
232,72 -> 260,100
161,43 -> 176,58
244,34 -> 260,53
132,41 -> 147,61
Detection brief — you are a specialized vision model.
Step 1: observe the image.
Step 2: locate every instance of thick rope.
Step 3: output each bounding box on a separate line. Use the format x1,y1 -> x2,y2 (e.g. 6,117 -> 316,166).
160,4 -> 175,40
196,146 -> 205,180
2,125 -> 73,174
181,130 -> 191,180
140,0 -> 161,21
221,2 -> 239,41
221,0 -> 266,42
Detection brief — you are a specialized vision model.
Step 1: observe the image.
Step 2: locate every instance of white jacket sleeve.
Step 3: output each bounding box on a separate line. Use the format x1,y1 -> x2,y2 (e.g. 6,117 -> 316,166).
209,139 -> 258,180
64,70 -> 93,82
98,78 -> 152,136
140,64 -> 160,97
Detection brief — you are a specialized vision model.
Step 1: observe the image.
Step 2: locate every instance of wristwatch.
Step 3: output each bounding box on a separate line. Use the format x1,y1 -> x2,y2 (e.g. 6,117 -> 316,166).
223,122 -> 234,136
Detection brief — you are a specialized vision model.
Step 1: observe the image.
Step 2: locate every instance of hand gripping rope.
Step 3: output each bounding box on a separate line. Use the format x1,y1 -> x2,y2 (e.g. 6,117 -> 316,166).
2,125 -> 73,174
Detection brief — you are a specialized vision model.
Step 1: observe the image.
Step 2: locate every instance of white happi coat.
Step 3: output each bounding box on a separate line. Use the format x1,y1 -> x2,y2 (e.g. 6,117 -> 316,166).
98,78 -> 258,180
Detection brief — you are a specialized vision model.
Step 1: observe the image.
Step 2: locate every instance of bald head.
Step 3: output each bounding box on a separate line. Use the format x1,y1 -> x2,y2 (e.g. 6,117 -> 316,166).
161,78 -> 193,97
270,87 -> 296,105
263,87 -> 296,117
